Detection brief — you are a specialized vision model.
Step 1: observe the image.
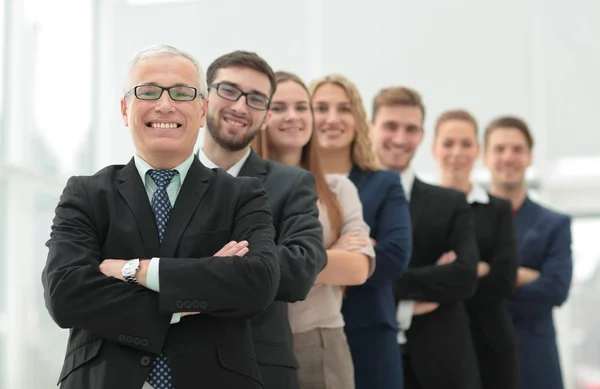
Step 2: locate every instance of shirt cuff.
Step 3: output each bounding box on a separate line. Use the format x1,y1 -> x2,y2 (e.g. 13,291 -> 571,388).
145,257 -> 161,292
396,300 -> 415,331
170,313 -> 181,324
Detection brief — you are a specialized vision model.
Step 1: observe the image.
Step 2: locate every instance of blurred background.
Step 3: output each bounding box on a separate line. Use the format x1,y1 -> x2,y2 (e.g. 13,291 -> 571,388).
1,0 -> 599,388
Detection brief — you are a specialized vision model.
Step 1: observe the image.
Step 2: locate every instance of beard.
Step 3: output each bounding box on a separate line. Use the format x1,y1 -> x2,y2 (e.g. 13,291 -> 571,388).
206,109 -> 264,152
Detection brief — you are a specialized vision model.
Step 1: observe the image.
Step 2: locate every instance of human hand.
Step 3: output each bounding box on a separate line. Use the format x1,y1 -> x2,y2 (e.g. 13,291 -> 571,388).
214,241 -> 249,257
413,301 -> 440,316
516,267 -> 540,287
436,251 -> 457,266
330,232 -> 368,251
99,259 -> 127,280
477,261 -> 490,277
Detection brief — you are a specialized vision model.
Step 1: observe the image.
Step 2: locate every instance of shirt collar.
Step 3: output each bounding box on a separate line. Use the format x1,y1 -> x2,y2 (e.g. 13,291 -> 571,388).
467,183 -> 490,204
133,153 -> 195,183
197,147 -> 251,177
400,168 -> 415,201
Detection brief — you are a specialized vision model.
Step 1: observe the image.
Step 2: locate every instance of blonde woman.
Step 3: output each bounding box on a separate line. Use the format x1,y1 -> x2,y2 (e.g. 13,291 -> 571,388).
253,71 -> 375,389
309,74 -> 412,389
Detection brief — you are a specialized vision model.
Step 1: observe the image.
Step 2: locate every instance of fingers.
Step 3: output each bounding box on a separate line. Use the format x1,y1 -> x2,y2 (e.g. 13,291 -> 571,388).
214,241 -> 249,257
436,251 -> 457,265
181,311 -> 201,317
413,301 -> 440,316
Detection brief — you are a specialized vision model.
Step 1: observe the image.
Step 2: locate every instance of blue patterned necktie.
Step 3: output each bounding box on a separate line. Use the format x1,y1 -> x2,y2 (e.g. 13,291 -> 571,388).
147,169 -> 177,389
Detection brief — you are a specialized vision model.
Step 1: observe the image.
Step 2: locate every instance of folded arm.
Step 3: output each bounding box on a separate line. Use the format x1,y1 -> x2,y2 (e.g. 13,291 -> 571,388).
394,198 -> 478,302
316,175 -> 375,286
42,177 -> 170,354
508,216 -> 572,316
471,201 -> 519,303
274,172 -> 327,302
157,177 -> 280,317
363,176 -> 411,286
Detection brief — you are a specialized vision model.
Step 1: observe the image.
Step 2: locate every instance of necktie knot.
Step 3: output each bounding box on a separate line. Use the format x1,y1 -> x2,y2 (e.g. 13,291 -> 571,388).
149,169 -> 177,189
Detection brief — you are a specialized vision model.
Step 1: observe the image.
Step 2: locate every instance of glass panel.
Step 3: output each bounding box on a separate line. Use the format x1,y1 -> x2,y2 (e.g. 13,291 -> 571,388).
564,217 -> 600,387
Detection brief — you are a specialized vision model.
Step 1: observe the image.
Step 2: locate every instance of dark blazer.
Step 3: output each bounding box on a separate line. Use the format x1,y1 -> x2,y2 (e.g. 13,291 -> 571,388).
238,150 -> 327,389
343,166 -> 412,330
343,166 -> 412,389
466,192 -> 520,389
394,178 -> 480,389
41,157 -> 280,389
507,197 -> 572,389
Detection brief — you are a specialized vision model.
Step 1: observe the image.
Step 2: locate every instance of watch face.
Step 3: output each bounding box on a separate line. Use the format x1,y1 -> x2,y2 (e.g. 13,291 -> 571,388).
122,259 -> 139,276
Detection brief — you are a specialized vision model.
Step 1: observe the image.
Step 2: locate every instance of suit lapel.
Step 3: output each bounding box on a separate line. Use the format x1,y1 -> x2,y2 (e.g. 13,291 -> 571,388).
409,178 -> 428,232
238,149 -> 268,181
348,165 -> 367,191
160,157 -> 211,257
117,159 -> 160,256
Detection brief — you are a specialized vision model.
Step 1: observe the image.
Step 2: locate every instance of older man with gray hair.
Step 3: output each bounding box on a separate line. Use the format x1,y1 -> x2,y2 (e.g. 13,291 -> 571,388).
41,44 -> 280,389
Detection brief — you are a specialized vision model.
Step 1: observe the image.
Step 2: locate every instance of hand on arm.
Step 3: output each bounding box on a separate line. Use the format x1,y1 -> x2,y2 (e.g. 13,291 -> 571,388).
477,262 -> 491,277
393,197 -> 478,302
316,232 -> 370,286
99,240 -> 252,317
516,267 -> 540,288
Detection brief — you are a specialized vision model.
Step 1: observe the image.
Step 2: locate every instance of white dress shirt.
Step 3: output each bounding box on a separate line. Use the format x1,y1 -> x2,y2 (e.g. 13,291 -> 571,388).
198,147 -> 251,178
396,168 -> 415,344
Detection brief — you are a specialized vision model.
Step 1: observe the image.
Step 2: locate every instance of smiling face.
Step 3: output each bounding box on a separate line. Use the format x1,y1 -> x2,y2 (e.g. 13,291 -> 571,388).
205,66 -> 271,151
484,127 -> 532,190
432,119 -> 479,183
120,55 -> 207,166
265,80 -> 313,152
370,104 -> 424,171
312,83 -> 356,152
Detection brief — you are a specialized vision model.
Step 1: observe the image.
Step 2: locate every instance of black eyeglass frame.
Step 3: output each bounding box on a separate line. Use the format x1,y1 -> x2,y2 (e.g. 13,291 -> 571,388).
124,84 -> 204,101
208,82 -> 271,110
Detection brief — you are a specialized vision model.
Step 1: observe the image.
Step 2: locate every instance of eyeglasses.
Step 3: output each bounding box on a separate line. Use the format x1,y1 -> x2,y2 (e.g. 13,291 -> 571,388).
209,83 -> 270,110
125,84 -> 203,101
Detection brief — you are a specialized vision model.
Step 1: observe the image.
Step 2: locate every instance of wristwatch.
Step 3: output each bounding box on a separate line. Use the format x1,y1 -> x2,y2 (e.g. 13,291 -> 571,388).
121,258 -> 140,284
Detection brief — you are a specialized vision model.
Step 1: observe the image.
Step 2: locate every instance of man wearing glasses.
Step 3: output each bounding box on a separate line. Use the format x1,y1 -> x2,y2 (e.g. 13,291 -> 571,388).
197,51 -> 326,389
42,44 -> 280,389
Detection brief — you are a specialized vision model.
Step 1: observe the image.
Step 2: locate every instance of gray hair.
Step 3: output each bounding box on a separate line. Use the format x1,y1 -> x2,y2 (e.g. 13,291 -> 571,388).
123,44 -> 208,99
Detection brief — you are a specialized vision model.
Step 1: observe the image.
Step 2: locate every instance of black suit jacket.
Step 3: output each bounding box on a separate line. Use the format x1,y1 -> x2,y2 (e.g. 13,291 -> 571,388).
394,178 -> 480,389
238,151 -> 326,389
466,194 -> 520,389
41,157 -> 280,389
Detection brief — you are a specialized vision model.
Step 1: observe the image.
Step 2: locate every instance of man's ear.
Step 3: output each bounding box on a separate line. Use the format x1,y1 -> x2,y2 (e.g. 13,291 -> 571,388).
120,98 -> 129,127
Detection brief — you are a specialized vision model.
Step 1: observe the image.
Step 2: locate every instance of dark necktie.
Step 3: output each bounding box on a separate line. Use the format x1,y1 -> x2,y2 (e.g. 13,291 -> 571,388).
146,169 -> 177,389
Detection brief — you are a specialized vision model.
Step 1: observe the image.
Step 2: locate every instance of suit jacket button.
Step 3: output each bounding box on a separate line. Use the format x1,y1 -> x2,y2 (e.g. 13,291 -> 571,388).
199,301 -> 208,310
191,300 -> 200,309
141,339 -> 149,347
184,301 -> 192,309
140,356 -> 151,367
176,300 -> 184,309
118,334 -> 126,342
133,337 -> 141,345
126,336 -> 134,344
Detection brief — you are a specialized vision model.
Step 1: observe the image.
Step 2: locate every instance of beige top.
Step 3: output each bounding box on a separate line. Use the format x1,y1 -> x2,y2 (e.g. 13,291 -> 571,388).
288,174 -> 376,334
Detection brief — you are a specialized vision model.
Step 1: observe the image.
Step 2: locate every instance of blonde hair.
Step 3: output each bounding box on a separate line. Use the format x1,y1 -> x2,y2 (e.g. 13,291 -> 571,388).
309,73 -> 380,172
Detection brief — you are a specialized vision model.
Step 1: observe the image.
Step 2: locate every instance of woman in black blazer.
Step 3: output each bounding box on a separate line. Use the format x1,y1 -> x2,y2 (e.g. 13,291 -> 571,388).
431,109 -> 520,389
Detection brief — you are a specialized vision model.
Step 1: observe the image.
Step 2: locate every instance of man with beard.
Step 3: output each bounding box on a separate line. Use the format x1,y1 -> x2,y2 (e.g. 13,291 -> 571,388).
197,50 -> 327,389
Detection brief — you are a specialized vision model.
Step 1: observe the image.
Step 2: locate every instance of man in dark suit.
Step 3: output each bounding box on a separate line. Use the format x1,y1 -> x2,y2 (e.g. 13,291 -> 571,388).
41,44 -> 280,389
484,116 -> 573,389
197,50 -> 327,389
369,86 -> 480,389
